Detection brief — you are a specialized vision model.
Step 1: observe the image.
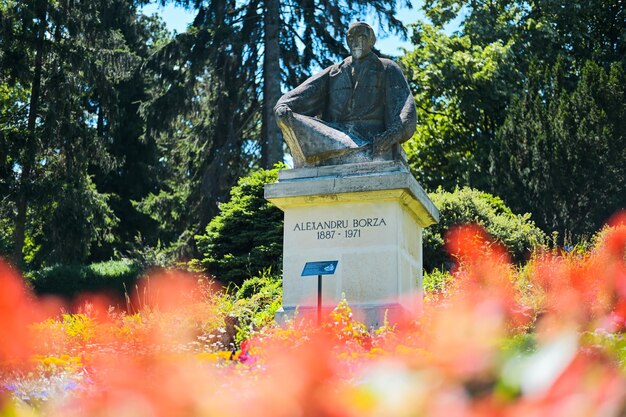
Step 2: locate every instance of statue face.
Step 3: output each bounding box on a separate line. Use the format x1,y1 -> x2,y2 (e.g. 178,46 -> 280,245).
347,27 -> 373,60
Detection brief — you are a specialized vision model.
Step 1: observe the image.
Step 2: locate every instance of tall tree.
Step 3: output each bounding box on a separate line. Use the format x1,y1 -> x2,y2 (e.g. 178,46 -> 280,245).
89,13 -> 170,261
402,0 -> 626,236
260,0 -> 282,168
0,0 -> 49,265
0,0 -> 158,267
401,22 -> 518,190
138,0 -> 262,258
491,60 -> 626,236
403,0 -> 626,190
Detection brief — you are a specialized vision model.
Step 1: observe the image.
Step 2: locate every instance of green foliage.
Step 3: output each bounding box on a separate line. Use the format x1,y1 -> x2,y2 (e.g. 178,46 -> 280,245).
124,233 -> 183,270
224,269 -> 282,344
139,14 -> 263,244
132,68 -> 254,262
422,268 -> 453,294
0,0 -> 168,267
491,60 -> 626,237
500,333 -> 537,355
402,22 -> 518,190
194,167 -> 284,287
582,331 -> 626,372
132,183 -> 194,265
38,176 -> 119,265
0,214 -> 13,256
27,260 -> 141,299
403,0 -> 626,240
424,187 -> 546,271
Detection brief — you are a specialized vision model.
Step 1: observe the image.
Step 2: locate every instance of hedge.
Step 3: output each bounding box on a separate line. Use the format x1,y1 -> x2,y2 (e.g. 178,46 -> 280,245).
27,259 -> 141,299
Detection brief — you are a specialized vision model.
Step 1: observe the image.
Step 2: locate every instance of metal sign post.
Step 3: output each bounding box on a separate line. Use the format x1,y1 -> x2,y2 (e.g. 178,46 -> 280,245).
301,260 -> 338,325
317,274 -> 322,324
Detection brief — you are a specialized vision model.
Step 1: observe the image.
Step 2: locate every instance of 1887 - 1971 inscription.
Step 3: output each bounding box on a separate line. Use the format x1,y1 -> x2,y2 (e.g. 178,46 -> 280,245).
292,217 -> 388,240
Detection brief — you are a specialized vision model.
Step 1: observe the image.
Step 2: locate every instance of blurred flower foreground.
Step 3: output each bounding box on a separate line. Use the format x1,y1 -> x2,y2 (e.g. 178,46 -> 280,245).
1,214 -> 626,417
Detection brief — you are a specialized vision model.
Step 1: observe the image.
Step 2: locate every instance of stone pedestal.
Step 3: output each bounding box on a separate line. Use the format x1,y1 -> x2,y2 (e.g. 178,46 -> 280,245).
264,161 -> 439,328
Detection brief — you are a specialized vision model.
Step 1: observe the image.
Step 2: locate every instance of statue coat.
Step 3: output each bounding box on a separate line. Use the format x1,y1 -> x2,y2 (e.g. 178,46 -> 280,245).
275,53 -> 416,143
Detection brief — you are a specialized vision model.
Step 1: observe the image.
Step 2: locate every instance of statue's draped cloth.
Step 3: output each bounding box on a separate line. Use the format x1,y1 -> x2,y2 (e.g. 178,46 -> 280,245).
275,53 -> 417,166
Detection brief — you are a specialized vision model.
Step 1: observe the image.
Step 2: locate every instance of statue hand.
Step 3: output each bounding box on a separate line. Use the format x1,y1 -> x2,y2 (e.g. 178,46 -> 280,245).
275,105 -> 293,120
373,128 -> 401,156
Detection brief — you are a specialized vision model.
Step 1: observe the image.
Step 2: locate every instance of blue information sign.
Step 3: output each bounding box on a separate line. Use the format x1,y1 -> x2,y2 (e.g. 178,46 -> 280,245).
301,260 -> 338,276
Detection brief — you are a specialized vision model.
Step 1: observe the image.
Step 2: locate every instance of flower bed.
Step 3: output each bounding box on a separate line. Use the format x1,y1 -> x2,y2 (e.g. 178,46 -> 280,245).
1,214 -> 625,416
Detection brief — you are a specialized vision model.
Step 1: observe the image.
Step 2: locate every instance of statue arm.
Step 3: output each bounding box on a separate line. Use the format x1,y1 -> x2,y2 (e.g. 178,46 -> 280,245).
374,61 -> 417,155
274,67 -> 331,120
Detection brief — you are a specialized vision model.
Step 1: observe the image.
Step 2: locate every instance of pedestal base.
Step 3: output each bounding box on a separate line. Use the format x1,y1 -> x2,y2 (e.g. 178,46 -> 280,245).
265,161 -> 439,328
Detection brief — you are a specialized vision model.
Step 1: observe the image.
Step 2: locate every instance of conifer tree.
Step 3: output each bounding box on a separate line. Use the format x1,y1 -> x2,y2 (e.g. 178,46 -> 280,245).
491,61 -> 626,236
0,0 -> 160,266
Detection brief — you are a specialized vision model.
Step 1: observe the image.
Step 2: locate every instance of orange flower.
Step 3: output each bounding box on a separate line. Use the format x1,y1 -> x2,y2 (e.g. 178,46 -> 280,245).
0,260 -> 38,364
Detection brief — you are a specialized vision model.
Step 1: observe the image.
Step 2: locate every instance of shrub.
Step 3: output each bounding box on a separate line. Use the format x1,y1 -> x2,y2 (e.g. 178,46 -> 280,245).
221,269 -> 282,344
27,259 -> 141,299
424,187 -> 547,271
423,268 -> 453,294
194,167 -> 284,287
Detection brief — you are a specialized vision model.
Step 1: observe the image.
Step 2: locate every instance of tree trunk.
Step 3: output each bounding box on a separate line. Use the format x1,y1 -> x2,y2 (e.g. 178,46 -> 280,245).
261,0 -> 283,168
13,6 -> 47,266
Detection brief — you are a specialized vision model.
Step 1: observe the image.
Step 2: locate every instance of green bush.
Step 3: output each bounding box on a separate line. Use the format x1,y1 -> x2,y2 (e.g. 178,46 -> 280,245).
218,269 -> 282,344
194,167 -> 284,287
27,259 -> 141,298
424,187 -> 547,271
233,270 -> 283,342
423,268 -> 453,294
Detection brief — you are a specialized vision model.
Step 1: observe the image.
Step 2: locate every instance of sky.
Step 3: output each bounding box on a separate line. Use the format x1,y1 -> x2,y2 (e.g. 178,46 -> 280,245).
139,1 -> 431,56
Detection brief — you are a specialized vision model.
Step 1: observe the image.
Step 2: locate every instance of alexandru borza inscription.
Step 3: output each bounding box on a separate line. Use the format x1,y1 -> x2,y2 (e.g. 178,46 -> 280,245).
291,217 -> 388,240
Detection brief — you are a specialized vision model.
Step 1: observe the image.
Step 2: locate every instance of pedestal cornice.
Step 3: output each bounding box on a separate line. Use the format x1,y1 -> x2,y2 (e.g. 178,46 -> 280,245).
265,161 -> 439,227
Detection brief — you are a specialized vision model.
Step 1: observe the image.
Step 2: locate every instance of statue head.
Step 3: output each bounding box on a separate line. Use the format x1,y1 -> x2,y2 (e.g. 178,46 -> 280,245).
346,22 -> 376,60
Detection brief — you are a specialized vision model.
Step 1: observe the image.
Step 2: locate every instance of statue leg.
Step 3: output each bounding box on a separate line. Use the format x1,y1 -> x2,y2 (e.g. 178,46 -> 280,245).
277,113 -> 370,167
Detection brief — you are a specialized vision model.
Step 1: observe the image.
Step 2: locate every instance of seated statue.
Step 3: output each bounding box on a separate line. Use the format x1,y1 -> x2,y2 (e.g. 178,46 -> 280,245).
274,22 -> 417,167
